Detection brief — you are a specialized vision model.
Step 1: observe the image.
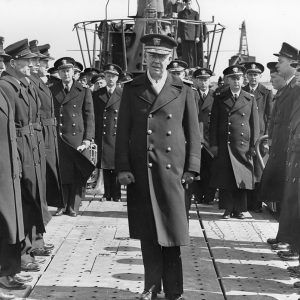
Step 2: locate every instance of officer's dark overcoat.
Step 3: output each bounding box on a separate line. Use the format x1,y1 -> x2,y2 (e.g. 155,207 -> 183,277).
93,86 -> 122,169
0,88 -> 24,244
115,73 -> 201,246
30,75 -> 63,208
177,8 -> 200,41
50,80 -> 95,184
209,89 -> 259,190
276,85 -> 300,247
260,79 -> 296,203
0,69 -> 46,234
243,83 -> 273,182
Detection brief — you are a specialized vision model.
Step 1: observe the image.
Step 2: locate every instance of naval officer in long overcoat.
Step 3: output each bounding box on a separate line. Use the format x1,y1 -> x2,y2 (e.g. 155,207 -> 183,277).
115,34 -> 201,300
93,63 -> 122,201
210,65 -> 259,219
50,57 -> 95,217
0,39 -> 48,272
242,62 -> 273,212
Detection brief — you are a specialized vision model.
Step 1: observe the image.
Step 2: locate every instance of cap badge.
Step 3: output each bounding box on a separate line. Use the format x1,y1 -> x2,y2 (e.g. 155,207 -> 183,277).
173,62 -> 178,68
233,67 -> 238,73
62,59 -> 67,65
153,38 -> 161,46
251,64 -> 256,69
201,70 -> 206,75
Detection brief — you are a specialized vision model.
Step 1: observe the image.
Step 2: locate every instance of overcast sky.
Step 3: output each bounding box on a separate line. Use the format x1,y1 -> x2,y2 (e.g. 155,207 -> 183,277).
1,0 -> 300,81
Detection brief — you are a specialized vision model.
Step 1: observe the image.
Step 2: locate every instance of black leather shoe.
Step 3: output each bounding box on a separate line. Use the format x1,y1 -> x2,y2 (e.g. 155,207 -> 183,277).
31,248 -> 52,256
54,208 -> 65,216
267,238 -> 278,245
0,276 -> 26,290
13,273 -> 33,283
67,208 -> 77,217
44,243 -> 54,250
222,210 -> 231,219
113,198 -> 121,202
234,213 -> 245,219
166,294 -> 185,300
139,291 -> 157,300
21,261 -> 40,272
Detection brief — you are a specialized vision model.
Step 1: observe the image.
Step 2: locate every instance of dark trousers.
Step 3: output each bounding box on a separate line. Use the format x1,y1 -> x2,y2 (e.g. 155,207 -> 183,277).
62,183 -> 82,212
0,238 -> 21,276
247,183 -> 262,211
181,40 -> 196,68
140,240 -> 183,296
221,189 -> 247,213
103,169 -> 121,200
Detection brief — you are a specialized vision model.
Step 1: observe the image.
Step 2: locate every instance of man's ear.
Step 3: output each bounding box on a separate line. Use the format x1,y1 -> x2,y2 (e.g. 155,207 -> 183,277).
9,59 -> 15,68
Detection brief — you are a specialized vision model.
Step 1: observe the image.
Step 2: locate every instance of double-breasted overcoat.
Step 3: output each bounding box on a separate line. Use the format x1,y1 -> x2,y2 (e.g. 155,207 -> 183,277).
30,75 -> 63,208
50,80 -> 95,185
260,78 -> 296,203
0,68 -> 46,234
115,73 -> 201,246
93,86 -> 122,169
276,84 -> 300,247
0,88 -> 24,244
243,83 -> 273,182
209,89 -> 260,190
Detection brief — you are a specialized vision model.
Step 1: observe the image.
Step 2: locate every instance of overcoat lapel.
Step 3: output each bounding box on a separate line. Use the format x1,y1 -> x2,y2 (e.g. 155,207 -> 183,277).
150,74 -> 182,113
132,74 -> 156,105
62,82 -> 80,105
106,87 -> 122,108
52,81 -> 65,104
201,90 -> 213,111
230,91 -> 250,113
0,91 -> 8,117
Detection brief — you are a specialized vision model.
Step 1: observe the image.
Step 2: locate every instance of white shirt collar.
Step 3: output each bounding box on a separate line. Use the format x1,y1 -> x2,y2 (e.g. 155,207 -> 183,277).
286,75 -> 295,86
230,89 -> 241,98
200,89 -> 209,97
107,86 -> 116,94
147,69 -> 168,94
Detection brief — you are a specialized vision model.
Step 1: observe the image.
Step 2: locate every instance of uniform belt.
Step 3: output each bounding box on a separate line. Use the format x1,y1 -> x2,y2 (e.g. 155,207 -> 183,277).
41,117 -> 57,126
16,122 -> 42,137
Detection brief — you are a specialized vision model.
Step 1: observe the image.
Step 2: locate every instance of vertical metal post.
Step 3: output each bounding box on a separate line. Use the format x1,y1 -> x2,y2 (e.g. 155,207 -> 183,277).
83,23 -> 92,66
212,27 -> 224,73
105,0 -> 110,20
207,24 -> 216,68
92,23 -> 97,67
121,20 -> 128,71
75,24 -> 86,68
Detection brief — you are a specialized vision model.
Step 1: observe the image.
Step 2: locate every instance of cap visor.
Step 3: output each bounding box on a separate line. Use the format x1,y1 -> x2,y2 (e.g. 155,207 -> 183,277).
226,72 -> 244,77
104,70 -> 119,75
145,48 -> 171,55
273,53 -> 280,57
290,62 -> 299,68
57,64 -> 74,70
19,53 -> 39,59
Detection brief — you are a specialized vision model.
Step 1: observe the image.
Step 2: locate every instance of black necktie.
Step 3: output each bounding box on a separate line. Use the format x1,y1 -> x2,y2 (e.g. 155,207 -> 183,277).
250,89 -> 254,94
64,85 -> 69,94
234,94 -> 238,101
203,93 -> 206,99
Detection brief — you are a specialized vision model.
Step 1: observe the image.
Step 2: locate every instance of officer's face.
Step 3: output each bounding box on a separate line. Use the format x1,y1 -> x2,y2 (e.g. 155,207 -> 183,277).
12,58 -> 33,76
146,52 -> 172,78
185,0 -> 192,9
270,73 -> 285,90
38,59 -> 48,77
28,57 -> 40,75
276,57 -> 294,77
105,73 -> 118,88
246,72 -> 261,86
59,67 -> 74,84
227,75 -> 243,92
94,79 -> 106,91
170,70 -> 185,80
197,77 -> 210,91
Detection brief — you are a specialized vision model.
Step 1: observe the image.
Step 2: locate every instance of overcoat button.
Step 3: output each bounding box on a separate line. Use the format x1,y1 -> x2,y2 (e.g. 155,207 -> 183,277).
72,123 -> 75,127
72,132 -> 76,136
242,113 -> 245,116
103,124 -> 107,127
114,109 -> 118,113
228,132 -> 231,135
60,114 -> 63,117
167,131 -> 172,136
72,114 -> 75,117
147,130 -> 152,135
113,133 -> 116,136
227,141 -> 230,144
114,117 -> 117,120
166,164 -> 171,169
103,132 -> 106,135
241,142 -> 244,145
59,123 -> 63,126
114,124 -> 117,128
167,114 -> 172,119
59,132 -> 62,136
228,122 -> 231,125
208,112 -> 211,116
148,163 -> 153,168
148,145 -> 154,151
73,104 -> 77,108
148,114 -> 153,118
104,116 -> 107,120
241,123 -> 244,126
104,109 -> 107,112
241,133 -> 244,136
166,147 -> 171,152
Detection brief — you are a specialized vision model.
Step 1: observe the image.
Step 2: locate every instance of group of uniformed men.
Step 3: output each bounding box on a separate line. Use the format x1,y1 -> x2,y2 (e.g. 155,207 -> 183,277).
1,29 -> 300,299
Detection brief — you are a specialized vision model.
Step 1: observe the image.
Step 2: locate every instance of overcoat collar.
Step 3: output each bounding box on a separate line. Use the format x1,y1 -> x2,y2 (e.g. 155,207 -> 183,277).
200,89 -> 214,111
131,73 -> 183,113
223,89 -> 251,113
54,80 -> 84,105
105,86 -> 122,108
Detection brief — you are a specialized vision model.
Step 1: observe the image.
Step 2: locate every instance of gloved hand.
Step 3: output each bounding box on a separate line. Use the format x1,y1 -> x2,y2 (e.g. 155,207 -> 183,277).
118,171 -> 135,185
181,171 -> 196,185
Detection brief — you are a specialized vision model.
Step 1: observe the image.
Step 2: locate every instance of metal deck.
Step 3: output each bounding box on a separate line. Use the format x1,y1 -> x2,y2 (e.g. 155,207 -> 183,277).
1,194 -> 300,299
